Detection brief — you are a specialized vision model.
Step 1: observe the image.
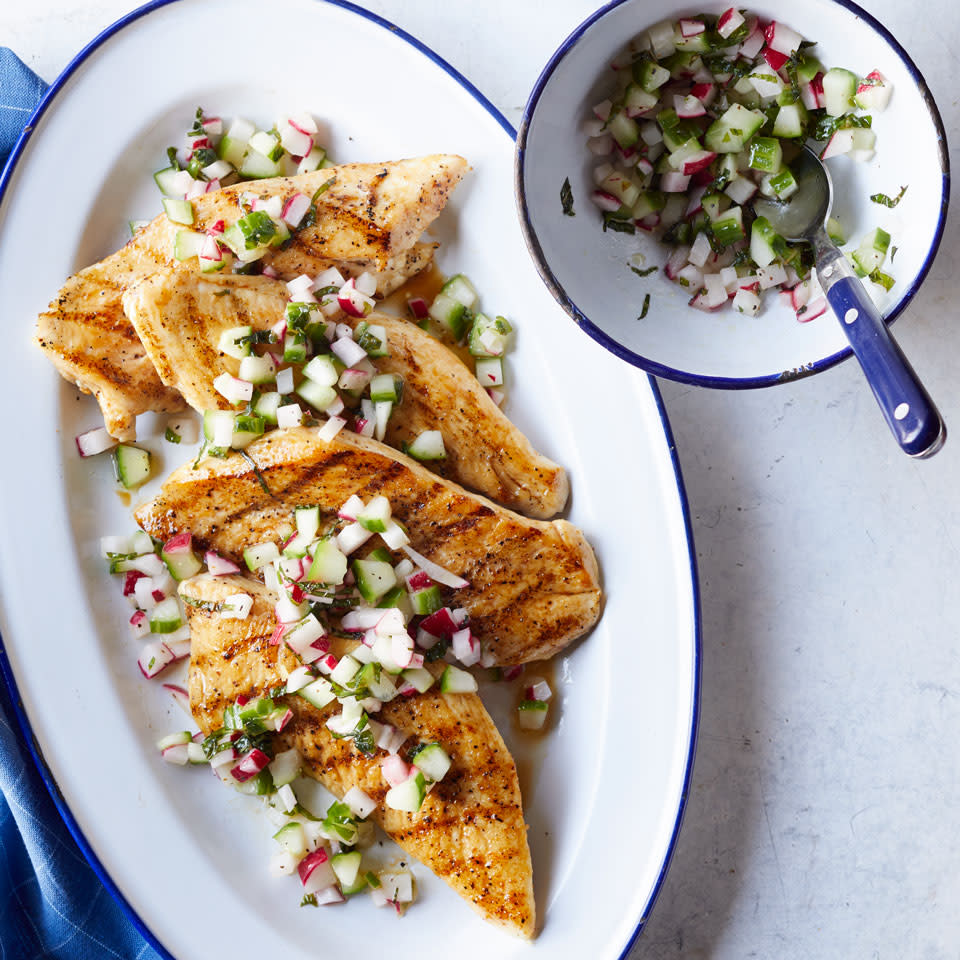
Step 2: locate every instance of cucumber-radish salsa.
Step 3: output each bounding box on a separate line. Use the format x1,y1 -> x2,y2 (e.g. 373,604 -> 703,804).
584,9 -> 897,319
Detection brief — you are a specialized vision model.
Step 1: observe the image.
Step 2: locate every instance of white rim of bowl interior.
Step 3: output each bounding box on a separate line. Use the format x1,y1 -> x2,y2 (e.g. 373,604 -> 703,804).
514,0 -> 951,389
0,2 -> 703,958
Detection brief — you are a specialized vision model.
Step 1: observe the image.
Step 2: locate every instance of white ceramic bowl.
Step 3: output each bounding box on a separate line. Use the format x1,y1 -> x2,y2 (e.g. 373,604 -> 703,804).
515,0 -> 949,386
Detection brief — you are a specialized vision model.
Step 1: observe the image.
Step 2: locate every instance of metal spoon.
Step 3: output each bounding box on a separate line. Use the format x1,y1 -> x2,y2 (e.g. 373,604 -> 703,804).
753,146 -> 946,458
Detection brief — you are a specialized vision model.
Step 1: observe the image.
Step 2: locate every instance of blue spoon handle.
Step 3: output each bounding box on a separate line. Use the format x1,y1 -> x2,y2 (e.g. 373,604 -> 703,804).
815,236 -> 946,458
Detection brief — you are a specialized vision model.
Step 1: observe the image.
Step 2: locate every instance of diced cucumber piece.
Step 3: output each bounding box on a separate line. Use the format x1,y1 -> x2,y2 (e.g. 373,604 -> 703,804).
851,227 -> 890,276
352,558 -> 397,605
273,822 -> 307,858
748,137 -> 782,174
826,217 -> 846,245
711,206 -> 745,247
475,357 -> 504,387
330,654 -> 362,687
761,168 -> 799,200
218,325 -> 252,359
297,676 -> 336,710
248,130 -> 280,159
409,584 -> 443,617
268,748 -> 300,787
701,192 -> 726,221
772,102 -> 807,139
357,496 -> 391,533
332,851 -> 363,889
113,445 -> 151,489
306,537 -> 347,584
400,666 -> 435,694
750,216 -> 785,269
518,698 -> 550,730
411,743 -> 451,782
303,354 -> 339,387
369,374 -> 403,403
162,197 -> 194,226
384,770 -> 426,813
796,56 -> 824,83
822,67 -> 858,117
161,545 -> 202,581
239,150 -> 282,179
634,58 -> 670,92
244,541 -> 279,571
149,596 -> 182,634
294,505 -> 320,541
353,322 -> 389,358
238,354 -> 276,385
173,229 -> 204,262
296,378 -> 337,412
253,391 -> 282,424
704,103 -> 766,153
405,430 -> 446,461
624,82 -> 659,115
608,109 -> 640,149
428,292 -> 470,341
203,409 -> 235,448
440,664 -> 478,694
441,274 -> 478,309
468,312 -> 512,358
154,166 -> 185,196
283,333 -> 307,364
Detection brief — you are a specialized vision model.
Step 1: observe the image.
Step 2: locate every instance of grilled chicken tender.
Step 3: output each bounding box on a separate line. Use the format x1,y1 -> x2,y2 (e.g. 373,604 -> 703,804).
136,428 -> 601,665
182,574 -> 536,938
122,270 -> 568,518
36,155 -> 467,440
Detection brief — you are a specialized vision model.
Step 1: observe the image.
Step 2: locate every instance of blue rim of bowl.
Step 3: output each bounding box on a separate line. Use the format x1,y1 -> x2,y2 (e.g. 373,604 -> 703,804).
515,0 -> 951,389
0,2 -> 701,958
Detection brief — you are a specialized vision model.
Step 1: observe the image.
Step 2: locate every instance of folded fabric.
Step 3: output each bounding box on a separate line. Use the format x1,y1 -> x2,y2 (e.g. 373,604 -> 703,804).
0,46 -> 164,960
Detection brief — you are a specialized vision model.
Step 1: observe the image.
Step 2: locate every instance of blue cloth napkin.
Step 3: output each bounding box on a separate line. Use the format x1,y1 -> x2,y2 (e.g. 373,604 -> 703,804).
0,48 -> 163,960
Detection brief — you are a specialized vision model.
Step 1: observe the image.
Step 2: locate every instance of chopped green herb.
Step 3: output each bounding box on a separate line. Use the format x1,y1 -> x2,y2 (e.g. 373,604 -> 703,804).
630,264 -> 659,278
813,112 -> 871,142
301,894 -> 318,908
638,293 -> 651,320
890,245 -> 898,262
868,268 -> 895,291
236,210 -> 277,249
603,214 -> 636,235
870,185 -> 908,208
166,146 -> 181,171
213,288 -> 232,298
238,449 -> 272,497
561,177 -> 575,217
164,427 -> 181,444
188,106 -> 205,137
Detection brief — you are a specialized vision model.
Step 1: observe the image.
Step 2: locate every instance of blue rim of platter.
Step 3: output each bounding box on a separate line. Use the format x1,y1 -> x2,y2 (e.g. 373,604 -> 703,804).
0,2 -> 702,957
514,0 -> 951,389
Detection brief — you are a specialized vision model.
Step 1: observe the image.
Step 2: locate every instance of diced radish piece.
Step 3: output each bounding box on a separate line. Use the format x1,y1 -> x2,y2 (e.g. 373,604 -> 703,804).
690,82 -> 717,106
679,18 -> 705,37
665,245 -> 691,280
765,20 -> 804,55
452,628 -> 481,667
381,755 -> 412,787
681,150 -> 716,175
762,45 -> 790,71
717,6 -> 745,38
298,848 -> 336,893
854,70 -> 892,111
592,99 -> 613,121
676,263 -> 704,291
660,172 -> 691,193
400,545 -> 468,590
739,19 -> 765,59
820,129 -> 856,160
276,404 -> 303,429
354,272 -> 378,297
281,192 -> 312,228
587,134 -> 614,156
331,336 -> 368,368
674,95 -> 706,119
337,278 -> 374,318
286,273 -> 316,302
129,609 -> 149,638
702,273 -> 729,308
732,287 -> 762,316
317,416 -> 346,443
725,176 -> 757,205
138,641 -> 175,679
758,263 -> 788,289
798,296 -> 828,322
591,190 -> 622,213
407,297 -> 429,319
204,551 -> 240,576
162,683 -> 192,715
76,426 -> 116,457
636,213 -> 660,231
419,607 -> 458,638
213,373 -> 253,405
800,79 -> 819,111
688,231 -> 713,268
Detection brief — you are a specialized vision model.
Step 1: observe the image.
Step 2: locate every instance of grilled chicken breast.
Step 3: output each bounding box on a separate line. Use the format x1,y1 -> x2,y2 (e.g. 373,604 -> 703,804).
36,156 -> 467,439
122,270 -> 567,518
182,574 -> 536,937
137,427 -> 601,665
